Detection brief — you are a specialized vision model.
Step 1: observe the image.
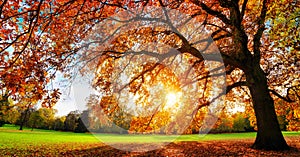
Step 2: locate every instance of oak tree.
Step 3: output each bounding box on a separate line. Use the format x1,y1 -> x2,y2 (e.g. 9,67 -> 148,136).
84,0 -> 299,150
1,0 -> 299,151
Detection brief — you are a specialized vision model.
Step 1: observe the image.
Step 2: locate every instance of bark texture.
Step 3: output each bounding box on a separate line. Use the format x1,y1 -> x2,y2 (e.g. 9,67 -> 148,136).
246,64 -> 289,150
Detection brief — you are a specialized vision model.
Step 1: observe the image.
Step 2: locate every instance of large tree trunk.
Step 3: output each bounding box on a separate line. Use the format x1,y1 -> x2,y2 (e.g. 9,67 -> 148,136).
246,65 -> 289,150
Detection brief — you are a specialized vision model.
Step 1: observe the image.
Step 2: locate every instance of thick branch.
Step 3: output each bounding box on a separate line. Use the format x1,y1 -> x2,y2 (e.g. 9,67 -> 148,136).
270,85 -> 300,102
226,81 -> 248,94
240,0 -> 248,21
253,0 -> 267,63
199,2 -> 232,26
269,90 -> 294,103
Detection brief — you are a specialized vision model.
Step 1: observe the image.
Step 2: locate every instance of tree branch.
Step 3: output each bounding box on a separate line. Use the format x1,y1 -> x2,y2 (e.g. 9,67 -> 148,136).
0,0 -> 7,17
253,0 -> 267,63
226,81 -> 248,94
240,0 -> 248,21
269,89 -> 294,103
199,2 -> 232,26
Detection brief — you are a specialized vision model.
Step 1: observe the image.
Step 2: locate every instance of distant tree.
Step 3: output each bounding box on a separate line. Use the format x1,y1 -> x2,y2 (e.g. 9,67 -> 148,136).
87,94 -> 132,133
0,94 -> 10,127
18,105 -> 35,130
28,108 -> 56,130
41,108 -> 56,129
243,117 -> 254,132
53,116 -> 66,131
0,96 -> 15,126
64,111 -> 80,132
277,115 -> 288,131
28,109 -> 43,130
80,110 -> 90,129
211,110 -> 233,133
3,107 -> 21,125
74,117 -> 88,133
233,113 -> 248,132
74,110 -> 89,133
73,110 -> 90,133
86,94 -> 107,131
218,118 -> 233,133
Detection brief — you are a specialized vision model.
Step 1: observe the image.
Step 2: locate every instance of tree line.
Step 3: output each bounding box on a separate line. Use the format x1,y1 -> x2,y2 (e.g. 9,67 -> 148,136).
0,107 -> 88,133
1,99 -> 299,134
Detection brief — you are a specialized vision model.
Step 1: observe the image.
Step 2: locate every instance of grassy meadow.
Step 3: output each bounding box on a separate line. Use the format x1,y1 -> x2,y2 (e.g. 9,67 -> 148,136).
1,124 -> 300,156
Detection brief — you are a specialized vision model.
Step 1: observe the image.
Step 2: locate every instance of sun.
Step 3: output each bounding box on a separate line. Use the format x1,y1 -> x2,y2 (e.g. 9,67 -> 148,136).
165,92 -> 182,109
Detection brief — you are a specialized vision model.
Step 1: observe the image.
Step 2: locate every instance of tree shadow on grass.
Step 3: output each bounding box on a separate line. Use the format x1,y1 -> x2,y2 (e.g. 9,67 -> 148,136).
2,138 -> 299,156
61,140 -> 300,157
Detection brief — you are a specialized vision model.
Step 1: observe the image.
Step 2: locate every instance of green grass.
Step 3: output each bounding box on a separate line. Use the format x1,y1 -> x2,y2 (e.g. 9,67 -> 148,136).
92,132 -> 257,143
1,124 -> 300,145
1,124 -> 300,156
0,125 -> 98,147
